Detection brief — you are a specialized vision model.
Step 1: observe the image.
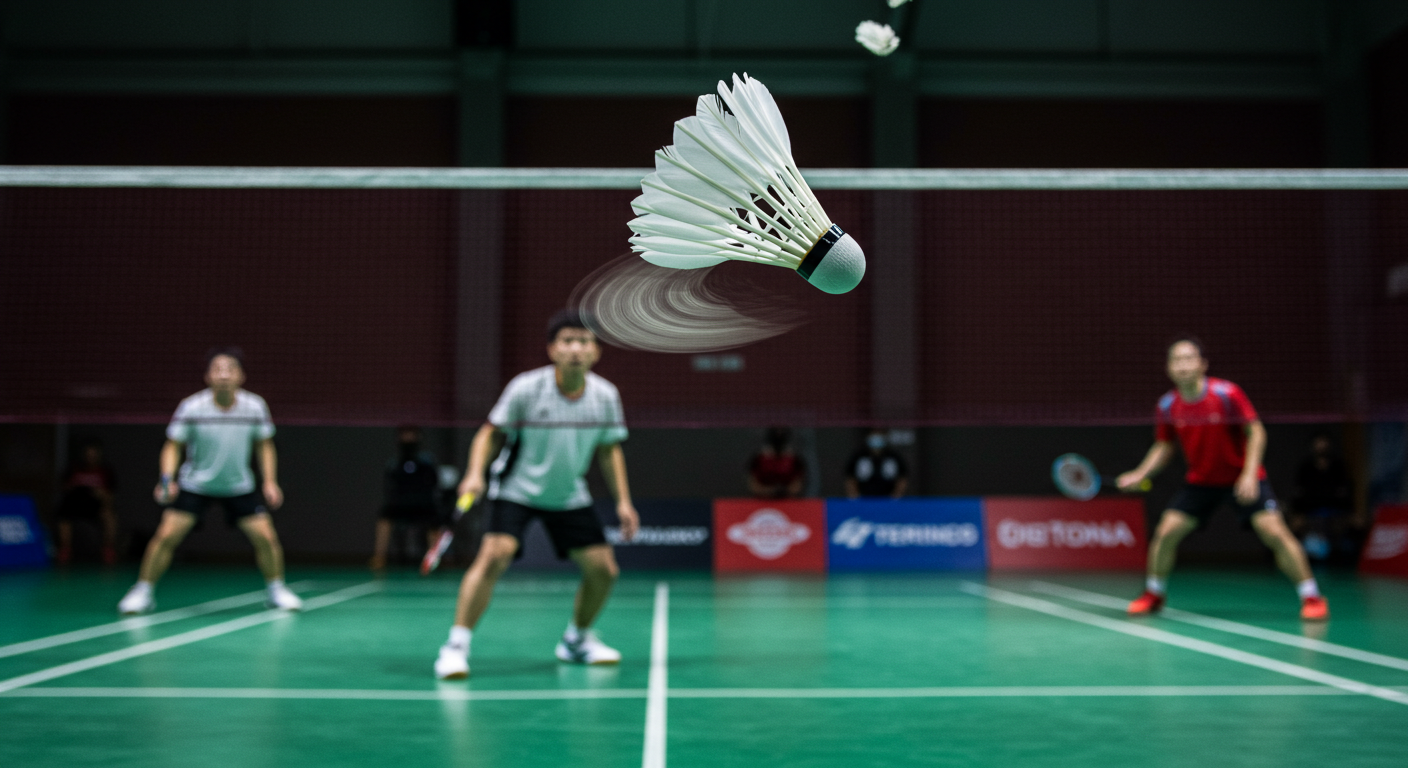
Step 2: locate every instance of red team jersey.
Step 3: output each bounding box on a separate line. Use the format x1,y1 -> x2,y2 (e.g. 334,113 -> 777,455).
1154,377 -> 1266,486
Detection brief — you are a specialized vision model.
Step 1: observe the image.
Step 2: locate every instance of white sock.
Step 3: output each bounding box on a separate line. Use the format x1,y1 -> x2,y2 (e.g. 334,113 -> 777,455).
1296,579 -> 1321,600
1146,577 -> 1167,596
132,580 -> 153,593
448,626 -> 471,650
266,578 -> 285,591
565,623 -> 584,643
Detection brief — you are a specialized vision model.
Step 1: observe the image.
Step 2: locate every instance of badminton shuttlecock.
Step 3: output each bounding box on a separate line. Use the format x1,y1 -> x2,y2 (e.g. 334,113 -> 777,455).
855,21 -> 900,56
628,73 -> 866,295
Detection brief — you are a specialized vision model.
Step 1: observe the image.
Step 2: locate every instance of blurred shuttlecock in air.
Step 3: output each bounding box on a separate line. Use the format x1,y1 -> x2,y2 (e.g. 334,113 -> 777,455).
628,73 -> 866,295
855,21 -> 900,56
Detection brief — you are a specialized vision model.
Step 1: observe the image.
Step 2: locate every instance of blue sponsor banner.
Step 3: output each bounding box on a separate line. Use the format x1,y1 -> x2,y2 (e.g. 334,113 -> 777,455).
826,497 -> 987,571
0,495 -> 49,569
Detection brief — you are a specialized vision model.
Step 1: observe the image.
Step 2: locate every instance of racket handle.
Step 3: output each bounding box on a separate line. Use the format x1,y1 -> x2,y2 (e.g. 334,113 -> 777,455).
456,492 -> 475,513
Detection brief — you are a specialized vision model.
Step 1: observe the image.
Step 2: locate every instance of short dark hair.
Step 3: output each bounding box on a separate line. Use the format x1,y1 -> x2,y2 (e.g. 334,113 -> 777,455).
546,309 -> 591,342
1166,335 -> 1205,357
205,345 -> 245,371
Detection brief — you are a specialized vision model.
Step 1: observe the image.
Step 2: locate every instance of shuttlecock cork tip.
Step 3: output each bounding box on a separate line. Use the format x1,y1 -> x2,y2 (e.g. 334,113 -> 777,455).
796,225 -> 865,294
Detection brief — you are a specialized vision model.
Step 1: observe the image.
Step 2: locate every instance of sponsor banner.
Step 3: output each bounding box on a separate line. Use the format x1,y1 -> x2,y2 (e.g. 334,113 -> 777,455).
0,495 -> 48,569
827,498 -> 987,571
1360,505 -> 1408,578
984,497 -> 1146,570
714,499 -> 826,573
602,499 -> 712,570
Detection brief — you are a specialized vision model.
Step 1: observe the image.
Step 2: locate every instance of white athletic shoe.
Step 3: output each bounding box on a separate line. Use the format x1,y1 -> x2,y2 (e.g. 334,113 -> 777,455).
435,644 -> 470,680
555,630 -> 621,665
118,583 -> 154,615
266,583 -> 303,611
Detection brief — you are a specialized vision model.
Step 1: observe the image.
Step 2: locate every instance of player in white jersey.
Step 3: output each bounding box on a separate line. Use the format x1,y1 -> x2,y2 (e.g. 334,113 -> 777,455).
434,311 -> 640,679
118,349 -> 302,614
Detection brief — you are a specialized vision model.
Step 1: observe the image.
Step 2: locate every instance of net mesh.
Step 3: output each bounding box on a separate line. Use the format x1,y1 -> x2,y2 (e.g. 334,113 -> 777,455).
2,169 -> 1404,427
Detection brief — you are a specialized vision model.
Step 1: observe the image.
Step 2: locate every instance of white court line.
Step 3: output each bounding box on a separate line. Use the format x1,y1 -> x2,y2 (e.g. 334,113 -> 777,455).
0,581 -> 315,660
8,684 -> 1405,701
961,583 -> 1408,706
1029,580 -> 1408,673
643,581 -> 669,768
0,582 -> 381,694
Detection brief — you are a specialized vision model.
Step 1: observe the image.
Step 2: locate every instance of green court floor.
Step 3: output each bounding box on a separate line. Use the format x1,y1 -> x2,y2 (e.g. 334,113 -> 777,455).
2,566 -> 1406,767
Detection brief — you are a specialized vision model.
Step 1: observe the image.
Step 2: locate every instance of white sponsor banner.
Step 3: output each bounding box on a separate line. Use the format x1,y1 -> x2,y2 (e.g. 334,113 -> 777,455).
727,510 -> 811,560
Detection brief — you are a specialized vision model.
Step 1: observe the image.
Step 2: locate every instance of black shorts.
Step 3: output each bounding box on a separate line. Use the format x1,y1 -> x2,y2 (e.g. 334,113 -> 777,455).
380,502 -> 440,524
169,490 -> 269,528
1169,481 -> 1280,528
484,498 -> 608,560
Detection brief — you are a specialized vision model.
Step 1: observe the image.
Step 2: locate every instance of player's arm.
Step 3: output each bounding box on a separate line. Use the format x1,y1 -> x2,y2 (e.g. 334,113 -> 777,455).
596,442 -> 639,541
1235,420 -> 1267,505
458,423 -> 503,499
154,439 -> 183,504
257,438 -> 283,510
1117,440 -> 1176,491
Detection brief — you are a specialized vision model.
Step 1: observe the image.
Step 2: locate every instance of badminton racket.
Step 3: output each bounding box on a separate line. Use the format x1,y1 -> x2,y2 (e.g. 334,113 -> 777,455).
1051,453 -> 1150,501
420,492 -> 476,575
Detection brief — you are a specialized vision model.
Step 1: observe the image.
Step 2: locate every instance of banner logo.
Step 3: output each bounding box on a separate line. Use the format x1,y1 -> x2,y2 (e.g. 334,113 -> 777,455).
831,517 -> 979,550
606,526 -> 710,546
996,519 -> 1136,550
727,509 -> 811,560
1364,524 -> 1408,560
0,516 -> 33,545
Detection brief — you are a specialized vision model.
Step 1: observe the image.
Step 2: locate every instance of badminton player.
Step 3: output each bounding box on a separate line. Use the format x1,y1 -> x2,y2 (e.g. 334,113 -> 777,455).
1117,338 -> 1327,620
434,310 -> 639,679
117,348 -> 302,614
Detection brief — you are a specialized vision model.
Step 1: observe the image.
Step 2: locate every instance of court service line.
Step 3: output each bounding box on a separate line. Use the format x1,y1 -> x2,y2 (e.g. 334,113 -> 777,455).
0,581 -> 316,660
1028,580 -> 1408,673
0,582 -> 381,695
643,581 -> 669,768
8,684 -> 1402,702
960,583 -> 1408,707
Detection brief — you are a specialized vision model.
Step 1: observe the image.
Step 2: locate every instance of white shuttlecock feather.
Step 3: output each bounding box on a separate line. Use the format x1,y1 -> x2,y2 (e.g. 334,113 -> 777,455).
627,73 -> 866,295
855,21 -> 900,56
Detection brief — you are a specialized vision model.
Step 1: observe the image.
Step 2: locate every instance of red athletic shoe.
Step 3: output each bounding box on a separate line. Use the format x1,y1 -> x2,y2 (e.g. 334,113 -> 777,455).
1127,591 -> 1165,615
1300,596 -> 1330,621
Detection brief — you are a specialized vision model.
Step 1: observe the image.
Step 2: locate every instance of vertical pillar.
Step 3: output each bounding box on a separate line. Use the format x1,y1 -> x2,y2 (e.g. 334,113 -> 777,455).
870,51 -> 918,169
1323,1 -> 1372,166
457,49 -> 505,168
869,50 -> 922,488
454,48 -> 506,463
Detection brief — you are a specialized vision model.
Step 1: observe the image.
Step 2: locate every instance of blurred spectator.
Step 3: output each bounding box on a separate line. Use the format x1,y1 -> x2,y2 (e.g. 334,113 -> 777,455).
747,426 -> 807,499
845,429 -> 909,499
55,437 -> 118,565
371,426 -> 442,570
1289,431 -> 1359,563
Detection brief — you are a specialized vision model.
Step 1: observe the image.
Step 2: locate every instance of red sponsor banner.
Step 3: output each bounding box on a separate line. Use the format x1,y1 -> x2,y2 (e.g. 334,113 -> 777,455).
713,499 -> 827,573
1360,505 -> 1408,578
984,497 -> 1146,570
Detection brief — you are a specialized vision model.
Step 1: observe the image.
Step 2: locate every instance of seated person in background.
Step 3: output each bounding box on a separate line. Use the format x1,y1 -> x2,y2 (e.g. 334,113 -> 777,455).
55,438 -> 119,565
1289,430 -> 1357,563
845,429 -> 908,499
747,426 -> 807,499
371,426 -> 443,570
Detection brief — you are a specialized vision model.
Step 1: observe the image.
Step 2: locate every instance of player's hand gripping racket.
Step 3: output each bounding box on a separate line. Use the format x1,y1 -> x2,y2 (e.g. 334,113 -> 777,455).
420,492 -> 475,575
1051,453 -> 1151,501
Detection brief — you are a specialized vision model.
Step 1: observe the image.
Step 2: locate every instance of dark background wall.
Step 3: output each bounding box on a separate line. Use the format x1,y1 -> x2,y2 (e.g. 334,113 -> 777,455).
3,0 -> 1407,566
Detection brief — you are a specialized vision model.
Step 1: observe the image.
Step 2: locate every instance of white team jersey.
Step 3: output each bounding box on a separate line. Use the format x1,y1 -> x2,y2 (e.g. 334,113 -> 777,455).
166,389 -> 276,497
487,366 -> 628,511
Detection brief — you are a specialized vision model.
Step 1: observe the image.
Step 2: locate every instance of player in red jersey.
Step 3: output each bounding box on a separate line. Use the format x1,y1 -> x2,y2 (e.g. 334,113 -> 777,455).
1116,338 -> 1327,621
